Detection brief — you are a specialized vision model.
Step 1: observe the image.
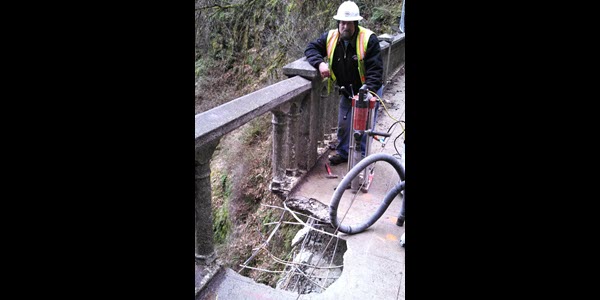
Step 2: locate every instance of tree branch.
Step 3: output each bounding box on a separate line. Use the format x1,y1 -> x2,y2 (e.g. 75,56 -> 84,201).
196,1 -> 245,11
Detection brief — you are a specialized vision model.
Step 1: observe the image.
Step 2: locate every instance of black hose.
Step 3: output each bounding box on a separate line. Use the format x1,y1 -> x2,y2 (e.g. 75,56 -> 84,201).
329,153 -> 405,234
396,184 -> 405,226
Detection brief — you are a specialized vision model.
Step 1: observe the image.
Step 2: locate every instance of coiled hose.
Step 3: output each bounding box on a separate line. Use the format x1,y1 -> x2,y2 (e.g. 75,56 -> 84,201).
329,153 -> 405,234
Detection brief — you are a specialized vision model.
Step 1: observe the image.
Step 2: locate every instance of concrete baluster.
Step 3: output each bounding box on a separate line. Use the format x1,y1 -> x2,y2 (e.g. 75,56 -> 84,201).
270,103 -> 291,193
195,138 -> 220,265
287,100 -> 301,177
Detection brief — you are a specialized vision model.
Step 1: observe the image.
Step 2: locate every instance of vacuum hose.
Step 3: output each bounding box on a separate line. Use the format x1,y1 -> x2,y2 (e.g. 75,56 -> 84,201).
329,153 -> 405,234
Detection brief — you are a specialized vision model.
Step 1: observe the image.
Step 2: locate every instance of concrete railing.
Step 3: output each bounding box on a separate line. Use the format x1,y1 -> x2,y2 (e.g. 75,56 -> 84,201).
194,33 -> 404,283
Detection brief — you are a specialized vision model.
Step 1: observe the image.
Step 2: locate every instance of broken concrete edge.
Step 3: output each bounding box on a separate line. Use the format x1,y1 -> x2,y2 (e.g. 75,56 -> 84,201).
195,263 -> 224,299
285,195 -> 331,224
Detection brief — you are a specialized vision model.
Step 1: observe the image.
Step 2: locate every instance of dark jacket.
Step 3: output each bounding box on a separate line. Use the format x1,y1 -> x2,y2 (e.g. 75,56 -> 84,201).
304,28 -> 383,95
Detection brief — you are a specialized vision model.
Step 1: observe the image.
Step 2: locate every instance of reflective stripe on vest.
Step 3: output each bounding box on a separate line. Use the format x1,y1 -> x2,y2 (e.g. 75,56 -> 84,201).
325,26 -> 374,87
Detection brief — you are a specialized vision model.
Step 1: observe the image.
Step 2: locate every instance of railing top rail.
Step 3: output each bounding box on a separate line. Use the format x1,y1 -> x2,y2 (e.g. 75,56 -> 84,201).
195,75 -> 311,147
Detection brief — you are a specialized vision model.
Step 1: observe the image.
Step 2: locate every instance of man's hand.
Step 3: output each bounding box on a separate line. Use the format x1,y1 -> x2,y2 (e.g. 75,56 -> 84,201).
318,62 -> 330,78
353,91 -> 373,102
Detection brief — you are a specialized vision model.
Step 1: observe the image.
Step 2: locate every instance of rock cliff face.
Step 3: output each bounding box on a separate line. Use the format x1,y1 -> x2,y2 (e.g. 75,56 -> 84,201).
195,0 -> 403,114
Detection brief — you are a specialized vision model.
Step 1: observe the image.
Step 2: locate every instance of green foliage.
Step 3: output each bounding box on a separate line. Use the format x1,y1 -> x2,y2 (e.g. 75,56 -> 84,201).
220,173 -> 232,197
195,57 -> 208,79
213,202 -> 231,244
196,0 -> 343,114
212,171 -> 233,199
212,173 -> 233,244
243,114 -> 271,145
285,1 -> 296,15
346,0 -> 402,35
195,0 -> 401,81
281,224 -> 299,254
371,6 -> 389,22
262,208 -> 274,222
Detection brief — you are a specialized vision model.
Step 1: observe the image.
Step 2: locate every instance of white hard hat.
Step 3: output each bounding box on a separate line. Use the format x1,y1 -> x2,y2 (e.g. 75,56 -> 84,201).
333,1 -> 363,21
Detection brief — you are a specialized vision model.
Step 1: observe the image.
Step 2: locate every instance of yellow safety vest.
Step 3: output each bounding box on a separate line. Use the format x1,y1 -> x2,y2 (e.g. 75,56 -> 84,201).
325,26 -> 374,94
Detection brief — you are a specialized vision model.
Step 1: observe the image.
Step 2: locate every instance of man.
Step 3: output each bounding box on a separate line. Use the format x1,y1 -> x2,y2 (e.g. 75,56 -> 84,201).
304,1 -> 384,165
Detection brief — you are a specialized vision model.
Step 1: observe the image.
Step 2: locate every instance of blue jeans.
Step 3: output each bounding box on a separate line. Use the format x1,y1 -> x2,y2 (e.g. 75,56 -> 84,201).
336,86 -> 383,159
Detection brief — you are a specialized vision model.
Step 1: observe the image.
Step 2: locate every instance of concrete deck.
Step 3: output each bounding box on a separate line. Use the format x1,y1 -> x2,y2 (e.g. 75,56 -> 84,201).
198,70 -> 405,300
292,70 -> 405,300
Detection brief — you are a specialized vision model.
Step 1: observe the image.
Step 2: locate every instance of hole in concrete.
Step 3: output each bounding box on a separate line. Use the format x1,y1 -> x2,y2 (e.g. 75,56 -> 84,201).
275,219 -> 348,295
235,196 -> 347,295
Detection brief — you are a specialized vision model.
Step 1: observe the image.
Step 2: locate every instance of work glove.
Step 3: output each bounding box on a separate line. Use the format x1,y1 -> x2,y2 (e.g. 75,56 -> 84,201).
351,91 -> 373,102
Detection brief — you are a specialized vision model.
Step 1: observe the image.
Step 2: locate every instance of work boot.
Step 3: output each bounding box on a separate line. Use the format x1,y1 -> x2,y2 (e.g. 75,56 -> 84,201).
328,154 -> 347,165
